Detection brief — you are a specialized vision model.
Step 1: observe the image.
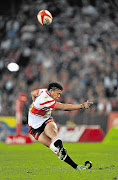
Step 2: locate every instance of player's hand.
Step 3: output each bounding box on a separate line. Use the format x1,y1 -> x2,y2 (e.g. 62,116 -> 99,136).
81,100 -> 93,109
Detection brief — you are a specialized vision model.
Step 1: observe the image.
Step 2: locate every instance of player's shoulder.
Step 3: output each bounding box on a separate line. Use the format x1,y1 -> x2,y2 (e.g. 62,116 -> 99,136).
39,88 -> 49,95
38,88 -> 46,95
39,89 -> 53,100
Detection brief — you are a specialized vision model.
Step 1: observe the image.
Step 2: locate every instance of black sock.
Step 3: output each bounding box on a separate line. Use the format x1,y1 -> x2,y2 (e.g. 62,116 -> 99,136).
64,155 -> 78,169
54,139 -> 63,150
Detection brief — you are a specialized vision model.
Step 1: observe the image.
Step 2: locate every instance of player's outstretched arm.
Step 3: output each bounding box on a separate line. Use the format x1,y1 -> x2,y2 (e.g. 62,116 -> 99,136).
56,100 -> 93,111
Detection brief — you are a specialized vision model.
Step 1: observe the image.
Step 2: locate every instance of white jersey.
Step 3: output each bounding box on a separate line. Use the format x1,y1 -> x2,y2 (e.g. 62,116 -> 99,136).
28,89 -> 58,129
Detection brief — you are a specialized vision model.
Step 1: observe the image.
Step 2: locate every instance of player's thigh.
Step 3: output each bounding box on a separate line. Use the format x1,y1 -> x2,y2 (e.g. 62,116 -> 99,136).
38,131 -> 51,147
44,122 -> 58,139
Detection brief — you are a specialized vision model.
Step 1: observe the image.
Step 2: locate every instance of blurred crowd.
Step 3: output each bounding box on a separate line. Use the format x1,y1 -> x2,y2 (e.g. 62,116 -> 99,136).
0,0 -> 118,125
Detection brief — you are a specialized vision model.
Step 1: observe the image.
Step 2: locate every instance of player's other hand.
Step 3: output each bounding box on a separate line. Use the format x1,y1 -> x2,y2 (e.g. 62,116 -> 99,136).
82,100 -> 93,109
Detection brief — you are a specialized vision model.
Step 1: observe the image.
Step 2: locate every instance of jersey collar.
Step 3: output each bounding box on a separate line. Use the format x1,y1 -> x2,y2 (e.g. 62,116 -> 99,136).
46,89 -> 51,96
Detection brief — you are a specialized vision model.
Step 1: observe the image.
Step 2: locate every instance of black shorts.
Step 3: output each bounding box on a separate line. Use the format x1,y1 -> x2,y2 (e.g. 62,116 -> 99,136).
28,117 -> 54,140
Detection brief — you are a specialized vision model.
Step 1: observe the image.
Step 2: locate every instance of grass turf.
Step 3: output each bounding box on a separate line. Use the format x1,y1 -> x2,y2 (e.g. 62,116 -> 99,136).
0,142 -> 118,180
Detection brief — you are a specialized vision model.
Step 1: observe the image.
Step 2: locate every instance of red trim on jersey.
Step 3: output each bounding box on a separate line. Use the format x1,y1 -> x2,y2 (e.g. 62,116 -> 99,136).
49,101 -> 59,109
30,105 -> 47,116
46,89 -> 51,96
40,100 -> 55,105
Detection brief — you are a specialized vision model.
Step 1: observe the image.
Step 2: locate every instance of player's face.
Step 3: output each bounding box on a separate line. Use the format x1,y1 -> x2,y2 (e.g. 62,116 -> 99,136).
50,89 -> 62,100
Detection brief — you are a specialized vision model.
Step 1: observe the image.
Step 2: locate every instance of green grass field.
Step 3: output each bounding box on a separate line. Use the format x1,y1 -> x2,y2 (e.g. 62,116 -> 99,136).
0,142 -> 118,180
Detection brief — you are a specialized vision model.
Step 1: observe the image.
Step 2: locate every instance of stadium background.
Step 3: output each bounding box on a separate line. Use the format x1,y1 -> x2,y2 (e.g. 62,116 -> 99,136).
0,0 -> 118,142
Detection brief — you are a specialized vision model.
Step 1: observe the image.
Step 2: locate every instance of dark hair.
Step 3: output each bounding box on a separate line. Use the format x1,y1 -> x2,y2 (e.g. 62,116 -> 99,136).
48,82 -> 63,91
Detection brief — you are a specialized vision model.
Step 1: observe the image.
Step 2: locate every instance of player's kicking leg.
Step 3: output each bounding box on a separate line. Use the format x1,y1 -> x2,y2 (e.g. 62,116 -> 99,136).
39,121 -> 89,170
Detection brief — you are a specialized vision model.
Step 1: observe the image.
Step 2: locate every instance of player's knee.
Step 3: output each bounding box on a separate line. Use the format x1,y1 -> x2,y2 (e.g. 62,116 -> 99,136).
45,122 -> 58,138
52,127 -> 58,136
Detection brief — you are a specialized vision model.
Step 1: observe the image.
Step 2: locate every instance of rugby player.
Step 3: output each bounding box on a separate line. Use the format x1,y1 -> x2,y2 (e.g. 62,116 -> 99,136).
28,82 -> 93,170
